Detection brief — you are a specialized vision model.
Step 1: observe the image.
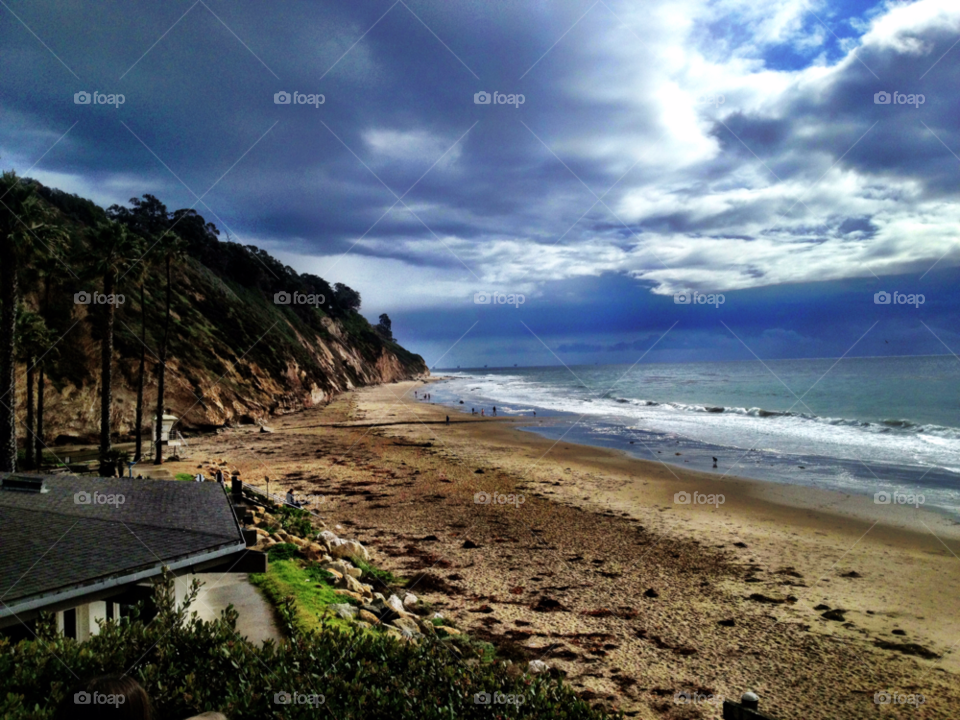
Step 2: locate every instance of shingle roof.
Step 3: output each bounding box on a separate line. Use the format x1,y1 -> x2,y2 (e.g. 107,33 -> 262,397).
0,474 -> 244,609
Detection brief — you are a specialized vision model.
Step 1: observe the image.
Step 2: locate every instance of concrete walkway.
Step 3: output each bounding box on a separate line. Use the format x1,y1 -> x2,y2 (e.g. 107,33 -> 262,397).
175,573 -> 282,644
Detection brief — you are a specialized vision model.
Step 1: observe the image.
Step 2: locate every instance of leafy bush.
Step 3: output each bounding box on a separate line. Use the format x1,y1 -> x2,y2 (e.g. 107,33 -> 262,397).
277,505 -> 314,538
174,472 -> 194,482
266,543 -> 301,561
0,571 -> 617,719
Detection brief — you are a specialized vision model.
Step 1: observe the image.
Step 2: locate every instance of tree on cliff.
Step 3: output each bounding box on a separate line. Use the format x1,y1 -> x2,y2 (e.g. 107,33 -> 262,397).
376,313 -> 393,341
333,283 -> 361,312
89,221 -> 141,476
0,171 -> 66,471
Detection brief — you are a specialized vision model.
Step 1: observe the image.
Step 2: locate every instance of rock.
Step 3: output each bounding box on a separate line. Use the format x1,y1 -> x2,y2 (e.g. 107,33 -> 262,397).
359,610 -> 381,625
403,593 -> 418,609
840,571 -> 862,578
259,425 -> 274,433
813,603 -> 831,611
528,660 -> 550,675
374,592 -> 386,602
320,530 -> 342,548
329,604 -> 357,620
462,539 -> 479,549
334,589 -> 363,602
892,629 -> 906,636
643,588 -> 659,598
430,612 -> 444,621
532,597 -> 566,612
330,540 -> 369,561
383,627 -> 403,641
322,569 -> 344,583
435,626 -> 461,636
339,575 -> 365,595
821,609 -> 846,621
717,619 -> 736,627
386,595 -> 405,614
362,601 -> 401,625
392,617 -> 422,636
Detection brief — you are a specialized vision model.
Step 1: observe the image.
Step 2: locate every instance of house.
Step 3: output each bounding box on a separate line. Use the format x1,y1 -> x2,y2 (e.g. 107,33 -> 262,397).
0,473 -> 266,642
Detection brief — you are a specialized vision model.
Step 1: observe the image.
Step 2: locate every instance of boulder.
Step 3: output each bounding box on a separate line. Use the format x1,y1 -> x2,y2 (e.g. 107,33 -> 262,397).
330,540 -> 368,561
528,660 -> 550,675
340,575 -> 365,595
334,589 -> 363,602
329,604 -> 357,621
435,626 -> 461,636
320,530 -> 342,548
392,617 -> 422,637
358,609 -> 381,625
402,593 -> 418,609
386,595 -> 405,615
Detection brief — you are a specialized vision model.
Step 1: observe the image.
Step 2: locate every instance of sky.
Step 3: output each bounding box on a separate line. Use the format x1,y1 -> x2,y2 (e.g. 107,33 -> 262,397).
2,0 -> 959,368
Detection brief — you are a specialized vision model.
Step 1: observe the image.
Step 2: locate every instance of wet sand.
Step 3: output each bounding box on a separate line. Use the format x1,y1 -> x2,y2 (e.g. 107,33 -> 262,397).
160,379 -> 960,719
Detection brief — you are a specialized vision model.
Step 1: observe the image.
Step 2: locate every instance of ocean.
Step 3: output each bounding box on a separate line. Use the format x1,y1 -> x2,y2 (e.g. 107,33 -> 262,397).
430,356 -> 960,516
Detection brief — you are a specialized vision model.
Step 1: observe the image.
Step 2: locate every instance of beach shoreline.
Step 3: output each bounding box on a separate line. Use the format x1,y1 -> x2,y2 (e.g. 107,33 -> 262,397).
164,379 -> 960,719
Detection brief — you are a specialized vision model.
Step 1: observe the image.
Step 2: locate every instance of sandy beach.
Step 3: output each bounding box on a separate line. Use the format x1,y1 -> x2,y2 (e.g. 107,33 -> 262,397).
161,379 -> 960,719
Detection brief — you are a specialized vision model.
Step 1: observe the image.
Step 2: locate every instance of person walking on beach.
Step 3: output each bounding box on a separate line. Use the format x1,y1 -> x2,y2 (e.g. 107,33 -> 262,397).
481,409 -> 485,416
492,406 -> 497,416
446,415 -> 450,425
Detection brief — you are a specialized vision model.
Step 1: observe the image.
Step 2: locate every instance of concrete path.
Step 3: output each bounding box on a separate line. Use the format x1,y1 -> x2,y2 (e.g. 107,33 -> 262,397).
175,573 -> 281,644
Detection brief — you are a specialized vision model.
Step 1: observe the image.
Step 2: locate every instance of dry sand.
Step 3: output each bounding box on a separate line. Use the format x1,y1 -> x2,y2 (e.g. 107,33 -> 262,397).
161,379 -> 960,719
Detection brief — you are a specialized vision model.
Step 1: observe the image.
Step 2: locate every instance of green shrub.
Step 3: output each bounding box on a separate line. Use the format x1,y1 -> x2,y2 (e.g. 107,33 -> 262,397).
174,472 -> 194,482
267,543 -> 301,561
0,571 -> 616,719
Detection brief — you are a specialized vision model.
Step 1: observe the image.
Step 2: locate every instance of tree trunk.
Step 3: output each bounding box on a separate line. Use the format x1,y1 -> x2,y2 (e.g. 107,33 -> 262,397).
25,362 -> 34,469
99,270 -> 116,476
0,237 -> 18,472
154,257 -> 171,465
35,364 -> 44,469
134,282 -> 145,463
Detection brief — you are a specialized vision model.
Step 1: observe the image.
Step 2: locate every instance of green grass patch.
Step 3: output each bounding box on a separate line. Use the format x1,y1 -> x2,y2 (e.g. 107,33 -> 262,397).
250,558 -> 360,635
174,473 -> 194,482
266,543 -> 300,561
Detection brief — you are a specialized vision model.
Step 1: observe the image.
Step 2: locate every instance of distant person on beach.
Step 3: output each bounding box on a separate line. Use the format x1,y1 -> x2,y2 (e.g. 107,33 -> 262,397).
215,468 -> 224,484
446,415 -> 450,425
55,675 -> 153,720
492,406 -> 497,416
471,408 -> 476,415
481,409 -> 485,416
286,490 -> 302,508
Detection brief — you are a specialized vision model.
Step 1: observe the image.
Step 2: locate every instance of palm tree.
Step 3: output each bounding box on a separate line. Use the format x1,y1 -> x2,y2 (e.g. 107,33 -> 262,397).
0,171 -> 65,472
15,307 -> 51,469
153,233 -> 185,465
89,221 -> 140,476
124,247 -> 152,463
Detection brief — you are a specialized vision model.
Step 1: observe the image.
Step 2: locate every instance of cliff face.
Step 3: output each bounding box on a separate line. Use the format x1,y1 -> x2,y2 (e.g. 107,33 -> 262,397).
15,184 -> 429,444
